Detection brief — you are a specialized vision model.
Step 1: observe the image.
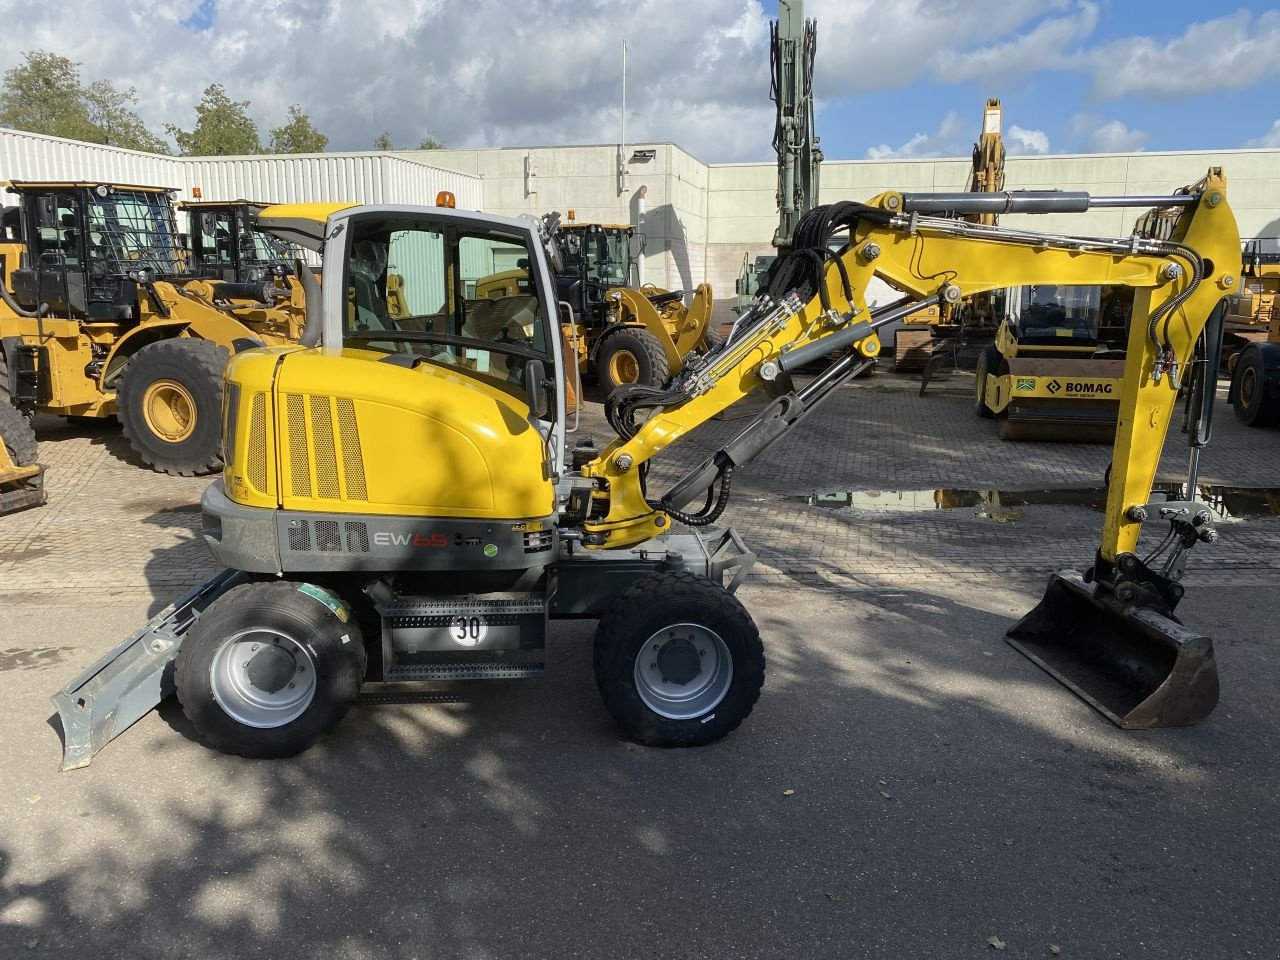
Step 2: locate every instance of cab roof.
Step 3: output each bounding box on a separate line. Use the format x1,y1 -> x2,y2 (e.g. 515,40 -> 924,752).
3,181 -> 176,194
178,199 -> 268,210
256,202 -> 535,252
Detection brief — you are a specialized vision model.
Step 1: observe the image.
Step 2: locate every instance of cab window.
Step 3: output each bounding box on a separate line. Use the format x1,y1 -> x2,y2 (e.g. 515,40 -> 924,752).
343,216 -> 549,387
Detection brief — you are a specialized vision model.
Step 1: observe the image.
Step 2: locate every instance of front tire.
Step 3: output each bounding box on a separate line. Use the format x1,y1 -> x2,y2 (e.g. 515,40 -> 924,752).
117,338 -> 228,476
176,581 -> 366,758
0,400 -> 38,467
593,571 -> 764,747
596,328 -> 670,392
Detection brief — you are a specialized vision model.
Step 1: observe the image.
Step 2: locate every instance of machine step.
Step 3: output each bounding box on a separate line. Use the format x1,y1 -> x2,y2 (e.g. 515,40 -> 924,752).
383,661 -> 545,682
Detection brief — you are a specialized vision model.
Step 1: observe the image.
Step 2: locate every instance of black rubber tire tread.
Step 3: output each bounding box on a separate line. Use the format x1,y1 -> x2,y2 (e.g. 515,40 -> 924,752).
0,350 -> 10,406
596,327 -> 671,392
701,328 -> 724,352
176,580 -> 367,759
117,337 -> 229,476
593,570 -> 765,747
0,399 -> 38,466
974,345 -> 1001,418
1230,346 -> 1280,428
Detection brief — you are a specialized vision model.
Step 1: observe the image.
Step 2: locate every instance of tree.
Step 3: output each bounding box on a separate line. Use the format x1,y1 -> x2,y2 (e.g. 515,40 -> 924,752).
373,131 -> 394,150
0,50 -> 168,152
268,104 -> 328,154
167,84 -> 261,156
417,134 -> 445,149
84,80 -> 169,153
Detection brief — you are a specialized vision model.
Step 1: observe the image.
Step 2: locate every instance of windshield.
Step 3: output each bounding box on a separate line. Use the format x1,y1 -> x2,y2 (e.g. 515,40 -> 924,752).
1008,284 -> 1101,339
343,215 -> 550,387
237,207 -> 296,265
560,227 -> 631,286
85,189 -> 182,277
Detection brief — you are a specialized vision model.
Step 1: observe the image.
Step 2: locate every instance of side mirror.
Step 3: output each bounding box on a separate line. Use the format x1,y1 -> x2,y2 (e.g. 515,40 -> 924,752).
524,358 -> 550,420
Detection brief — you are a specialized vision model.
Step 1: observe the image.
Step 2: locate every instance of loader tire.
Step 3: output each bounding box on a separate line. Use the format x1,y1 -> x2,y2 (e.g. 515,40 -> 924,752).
117,338 -> 228,476
1230,346 -> 1280,428
597,328 -> 670,392
593,571 -> 764,747
974,345 -> 1000,418
177,580 -> 367,759
0,400 -> 38,467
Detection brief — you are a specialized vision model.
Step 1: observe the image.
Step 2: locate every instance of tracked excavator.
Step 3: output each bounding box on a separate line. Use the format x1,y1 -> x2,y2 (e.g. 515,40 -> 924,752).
54,172 -> 1238,768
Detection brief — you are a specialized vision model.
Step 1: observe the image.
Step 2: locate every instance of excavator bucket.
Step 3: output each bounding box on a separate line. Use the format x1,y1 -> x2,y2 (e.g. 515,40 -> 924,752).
1007,572 -> 1219,728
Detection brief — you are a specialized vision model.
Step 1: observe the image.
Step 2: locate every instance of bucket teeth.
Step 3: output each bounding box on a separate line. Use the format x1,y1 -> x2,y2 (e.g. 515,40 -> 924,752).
1007,571 -> 1219,728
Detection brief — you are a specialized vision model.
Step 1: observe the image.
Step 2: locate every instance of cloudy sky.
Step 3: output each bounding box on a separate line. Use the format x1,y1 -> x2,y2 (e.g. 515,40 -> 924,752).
3,0 -> 1278,161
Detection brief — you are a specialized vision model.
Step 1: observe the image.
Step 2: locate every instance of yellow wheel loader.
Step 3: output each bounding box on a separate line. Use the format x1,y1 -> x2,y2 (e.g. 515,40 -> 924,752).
0,182 -> 311,476
54,172 -> 1239,768
550,219 -> 718,393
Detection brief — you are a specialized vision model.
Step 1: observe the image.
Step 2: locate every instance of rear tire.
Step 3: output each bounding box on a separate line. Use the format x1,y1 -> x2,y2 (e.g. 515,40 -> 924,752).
596,328 -> 670,392
0,400 -> 38,466
1230,346 -> 1280,428
117,338 -> 229,475
176,580 -> 366,759
593,571 -> 764,747
974,345 -> 1000,418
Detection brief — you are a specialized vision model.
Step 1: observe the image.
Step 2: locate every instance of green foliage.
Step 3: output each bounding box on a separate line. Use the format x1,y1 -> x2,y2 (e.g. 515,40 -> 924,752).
373,131 -> 395,150
268,105 -> 328,154
417,134 -> 445,149
166,84 -> 261,156
0,50 -> 169,153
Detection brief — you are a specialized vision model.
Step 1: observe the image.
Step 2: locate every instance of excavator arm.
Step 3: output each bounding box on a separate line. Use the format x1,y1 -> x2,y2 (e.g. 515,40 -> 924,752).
578,170 -> 1239,729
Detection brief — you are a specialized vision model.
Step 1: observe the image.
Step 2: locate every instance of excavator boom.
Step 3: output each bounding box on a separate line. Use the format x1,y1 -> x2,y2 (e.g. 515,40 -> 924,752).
581,172 -> 1239,727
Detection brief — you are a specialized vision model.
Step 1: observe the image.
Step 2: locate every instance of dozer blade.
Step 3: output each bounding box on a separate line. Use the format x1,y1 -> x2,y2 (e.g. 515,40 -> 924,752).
52,569 -> 246,770
1006,572 -> 1219,728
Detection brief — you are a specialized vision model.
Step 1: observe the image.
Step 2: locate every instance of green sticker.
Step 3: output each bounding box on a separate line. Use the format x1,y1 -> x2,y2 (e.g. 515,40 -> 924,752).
483,544 -> 498,558
1015,377 -> 1036,391
297,582 -> 349,622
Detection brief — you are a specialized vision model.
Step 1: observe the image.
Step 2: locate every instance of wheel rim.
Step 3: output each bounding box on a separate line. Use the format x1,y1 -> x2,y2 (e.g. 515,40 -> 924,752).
142,379 -> 197,443
609,349 -> 641,384
209,627 -> 317,728
633,622 -> 733,720
1240,365 -> 1258,409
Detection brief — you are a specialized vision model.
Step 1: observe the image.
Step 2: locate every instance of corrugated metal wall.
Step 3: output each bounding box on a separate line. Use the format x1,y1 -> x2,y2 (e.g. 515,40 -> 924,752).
182,153 -> 484,209
0,128 -> 180,189
0,129 -> 483,210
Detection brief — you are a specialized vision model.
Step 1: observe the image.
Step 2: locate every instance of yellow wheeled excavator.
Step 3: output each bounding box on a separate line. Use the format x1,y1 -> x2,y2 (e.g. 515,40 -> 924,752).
54,172 -> 1239,768
0,182 -> 312,477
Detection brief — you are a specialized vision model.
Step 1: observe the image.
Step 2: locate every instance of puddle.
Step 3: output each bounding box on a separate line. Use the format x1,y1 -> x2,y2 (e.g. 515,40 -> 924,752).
794,485 -> 1280,523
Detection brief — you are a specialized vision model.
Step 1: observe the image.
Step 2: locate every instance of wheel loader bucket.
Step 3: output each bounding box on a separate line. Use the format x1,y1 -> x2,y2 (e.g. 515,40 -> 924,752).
52,569 -> 246,770
1006,572 -> 1219,728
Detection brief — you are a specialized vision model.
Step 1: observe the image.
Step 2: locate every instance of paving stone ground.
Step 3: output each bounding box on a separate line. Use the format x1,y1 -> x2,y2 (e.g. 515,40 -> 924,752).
2,371 -> 1278,960
2,370 -> 1275,606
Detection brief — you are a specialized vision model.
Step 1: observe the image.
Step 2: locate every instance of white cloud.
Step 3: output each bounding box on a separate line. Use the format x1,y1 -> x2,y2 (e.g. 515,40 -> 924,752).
1071,115 -> 1148,153
1245,119 -> 1280,149
936,1 -> 1098,82
0,0 -> 779,161
1089,10 -> 1280,99
865,111 -> 968,160
1006,125 -> 1049,155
